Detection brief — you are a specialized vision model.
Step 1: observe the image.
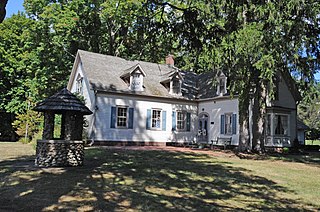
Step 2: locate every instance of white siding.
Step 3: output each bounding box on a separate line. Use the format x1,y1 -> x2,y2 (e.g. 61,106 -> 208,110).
198,98 -> 239,145
68,61 -> 96,139
93,93 -> 198,143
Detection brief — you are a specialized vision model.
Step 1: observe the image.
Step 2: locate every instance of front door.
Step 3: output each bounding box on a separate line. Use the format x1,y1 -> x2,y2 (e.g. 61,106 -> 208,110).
198,113 -> 209,142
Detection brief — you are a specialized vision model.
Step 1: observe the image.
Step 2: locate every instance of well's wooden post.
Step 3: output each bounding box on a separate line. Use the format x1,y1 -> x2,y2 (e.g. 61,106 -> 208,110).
43,111 -> 54,140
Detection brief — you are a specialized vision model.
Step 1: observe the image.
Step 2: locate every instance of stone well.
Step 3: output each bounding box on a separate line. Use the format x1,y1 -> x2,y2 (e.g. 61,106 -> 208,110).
33,88 -> 92,167
35,140 -> 84,167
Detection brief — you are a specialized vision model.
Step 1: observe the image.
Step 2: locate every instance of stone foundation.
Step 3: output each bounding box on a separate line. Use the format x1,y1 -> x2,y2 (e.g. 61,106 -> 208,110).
35,140 -> 84,167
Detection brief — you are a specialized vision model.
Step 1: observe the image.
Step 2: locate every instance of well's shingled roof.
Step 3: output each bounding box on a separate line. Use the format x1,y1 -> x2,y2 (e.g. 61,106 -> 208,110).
76,50 -> 217,100
34,88 -> 92,115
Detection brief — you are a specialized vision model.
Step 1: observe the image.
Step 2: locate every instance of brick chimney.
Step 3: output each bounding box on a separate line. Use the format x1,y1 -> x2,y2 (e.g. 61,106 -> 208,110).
165,54 -> 174,66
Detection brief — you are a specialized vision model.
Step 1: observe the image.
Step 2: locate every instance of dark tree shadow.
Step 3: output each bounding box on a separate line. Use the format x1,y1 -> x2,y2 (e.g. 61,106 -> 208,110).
0,148 -> 319,211
235,151 -> 320,167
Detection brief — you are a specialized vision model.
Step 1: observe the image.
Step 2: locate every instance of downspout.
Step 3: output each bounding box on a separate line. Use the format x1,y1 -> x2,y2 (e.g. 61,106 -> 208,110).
88,89 -> 98,146
295,100 -> 300,144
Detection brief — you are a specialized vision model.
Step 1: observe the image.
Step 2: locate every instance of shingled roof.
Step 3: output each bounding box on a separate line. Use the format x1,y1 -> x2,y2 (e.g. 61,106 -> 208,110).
73,50 -> 216,100
297,119 -> 309,130
70,50 -> 301,102
34,88 -> 92,115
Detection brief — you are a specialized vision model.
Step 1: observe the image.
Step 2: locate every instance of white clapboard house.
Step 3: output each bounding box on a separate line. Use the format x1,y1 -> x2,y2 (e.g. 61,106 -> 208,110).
67,50 -> 302,147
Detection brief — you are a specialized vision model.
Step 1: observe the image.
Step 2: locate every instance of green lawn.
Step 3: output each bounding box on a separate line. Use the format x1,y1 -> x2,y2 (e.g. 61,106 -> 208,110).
305,139 -> 320,145
0,143 -> 319,211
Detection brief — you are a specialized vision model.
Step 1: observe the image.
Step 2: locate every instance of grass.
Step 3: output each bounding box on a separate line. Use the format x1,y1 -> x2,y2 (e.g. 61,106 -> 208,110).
0,143 -> 319,211
305,139 -> 320,145
0,142 -> 35,161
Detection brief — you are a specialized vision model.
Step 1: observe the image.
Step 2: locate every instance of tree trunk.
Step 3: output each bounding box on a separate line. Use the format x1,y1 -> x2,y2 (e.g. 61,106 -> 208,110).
239,114 -> 250,152
238,94 -> 251,152
251,81 -> 266,153
0,0 -> 8,23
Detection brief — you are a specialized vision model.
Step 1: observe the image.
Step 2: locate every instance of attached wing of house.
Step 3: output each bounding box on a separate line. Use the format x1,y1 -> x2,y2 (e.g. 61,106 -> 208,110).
67,50 -> 302,148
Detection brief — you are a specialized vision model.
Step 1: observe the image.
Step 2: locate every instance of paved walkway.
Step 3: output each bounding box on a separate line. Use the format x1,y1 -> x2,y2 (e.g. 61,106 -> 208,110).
88,145 -> 237,158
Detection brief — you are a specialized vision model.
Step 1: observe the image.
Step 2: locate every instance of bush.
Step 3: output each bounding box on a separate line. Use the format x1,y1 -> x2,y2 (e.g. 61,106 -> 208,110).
13,110 -> 42,143
283,147 -> 289,154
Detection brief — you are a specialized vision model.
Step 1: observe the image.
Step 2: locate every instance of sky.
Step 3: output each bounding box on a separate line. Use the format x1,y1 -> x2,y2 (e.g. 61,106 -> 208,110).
5,0 -> 25,19
4,0 -> 320,81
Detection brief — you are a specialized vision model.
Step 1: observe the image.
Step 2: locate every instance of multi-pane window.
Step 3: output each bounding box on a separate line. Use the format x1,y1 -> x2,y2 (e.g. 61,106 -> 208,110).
76,76 -> 83,95
131,73 -> 141,91
152,109 -> 161,129
219,78 -> 225,94
265,113 -> 289,136
177,111 -> 186,130
171,78 -> 180,94
266,114 -> 271,136
117,107 -> 127,128
225,113 -> 232,134
274,115 -> 288,135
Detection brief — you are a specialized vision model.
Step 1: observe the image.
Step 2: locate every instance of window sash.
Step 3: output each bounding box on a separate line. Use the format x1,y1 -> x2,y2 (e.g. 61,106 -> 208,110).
274,114 -> 288,136
266,113 -> 290,136
76,78 -> 83,94
177,111 -> 186,130
224,114 -> 232,135
266,114 -> 271,136
219,78 -> 225,94
151,109 -> 162,129
117,107 -> 128,128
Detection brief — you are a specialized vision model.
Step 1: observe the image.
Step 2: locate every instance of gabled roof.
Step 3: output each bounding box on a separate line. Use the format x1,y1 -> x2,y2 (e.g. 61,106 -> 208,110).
70,50 -> 201,100
68,50 -> 301,102
34,88 -> 92,115
280,70 -> 302,102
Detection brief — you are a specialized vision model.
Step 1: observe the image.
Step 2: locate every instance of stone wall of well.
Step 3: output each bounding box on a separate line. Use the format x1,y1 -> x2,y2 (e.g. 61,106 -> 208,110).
35,140 -> 84,167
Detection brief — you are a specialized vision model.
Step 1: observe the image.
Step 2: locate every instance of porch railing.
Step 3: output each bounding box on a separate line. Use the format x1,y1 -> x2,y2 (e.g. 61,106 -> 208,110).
265,136 -> 291,147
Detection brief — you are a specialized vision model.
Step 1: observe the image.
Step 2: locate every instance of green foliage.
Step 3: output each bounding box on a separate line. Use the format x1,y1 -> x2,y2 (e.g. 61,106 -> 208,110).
298,83 -> 320,139
1,0 -> 319,148
12,109 -> 42,143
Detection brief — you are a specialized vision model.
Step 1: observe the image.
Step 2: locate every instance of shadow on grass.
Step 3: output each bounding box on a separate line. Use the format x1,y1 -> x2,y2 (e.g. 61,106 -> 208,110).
0,148 -> 318,211
235,151 -> 320,167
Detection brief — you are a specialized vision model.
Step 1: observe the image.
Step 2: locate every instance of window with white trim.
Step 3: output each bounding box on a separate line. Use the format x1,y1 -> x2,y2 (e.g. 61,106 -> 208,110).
76,75 -> 83,95
221,113 -> 236,135
171,78 -> 181,94
274,114 -> 289,136
131,73 -> 142,91
217,73 -> 227,96
177,111 -> 186,130
117,107 -> 128,128
265,113 -> 290,136
225,113 -> 232,135
152,109 -> 162,129
266,114 -> 271,136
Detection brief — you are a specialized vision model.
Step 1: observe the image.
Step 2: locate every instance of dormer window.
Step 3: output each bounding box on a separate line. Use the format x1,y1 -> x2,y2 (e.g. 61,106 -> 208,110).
130,72 -> 143,91
161,71 -> 183,95
217,72 -> 227,96
170,77 -> 181,95
120,64 -> 146,92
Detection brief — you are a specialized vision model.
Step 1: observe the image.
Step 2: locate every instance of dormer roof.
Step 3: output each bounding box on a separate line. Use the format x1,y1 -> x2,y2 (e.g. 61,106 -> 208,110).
169,70 -> 183,80
120,63 -> 146,78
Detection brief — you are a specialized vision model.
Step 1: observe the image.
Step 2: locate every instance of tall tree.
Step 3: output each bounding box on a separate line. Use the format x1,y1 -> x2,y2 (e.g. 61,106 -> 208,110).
0,0 -> 7,23
2,0 -> 319,149
0,13 -> 45,113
